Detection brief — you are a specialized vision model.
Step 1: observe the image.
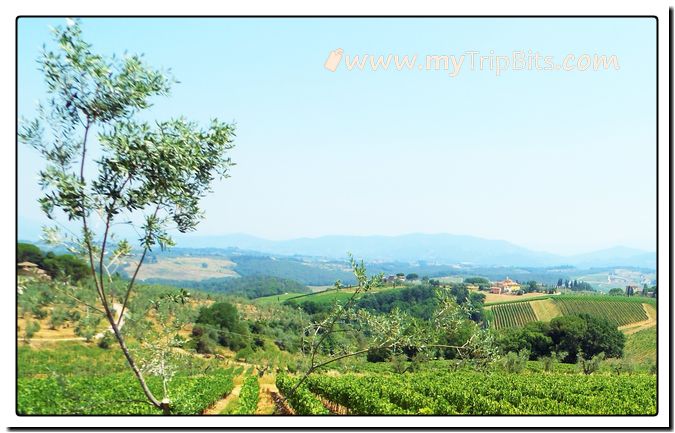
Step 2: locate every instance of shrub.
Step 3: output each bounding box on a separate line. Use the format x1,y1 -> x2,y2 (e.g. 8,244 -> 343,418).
31,305 -> 48,320
49,307 -> 68,330
75,315 -> 101,342
578,352 -> 605,375
23,321 -> 41,343
501,350 -> 529,373
97,333 -> 115,349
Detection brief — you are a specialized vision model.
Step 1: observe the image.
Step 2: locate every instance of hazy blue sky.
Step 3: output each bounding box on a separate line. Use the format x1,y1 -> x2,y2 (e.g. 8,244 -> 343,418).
18,18 -> 656,255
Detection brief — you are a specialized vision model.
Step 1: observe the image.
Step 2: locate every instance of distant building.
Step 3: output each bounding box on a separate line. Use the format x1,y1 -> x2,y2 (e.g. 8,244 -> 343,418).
490,277 -> 521,294
384,274 -> 406,284
17,261 -> 51,281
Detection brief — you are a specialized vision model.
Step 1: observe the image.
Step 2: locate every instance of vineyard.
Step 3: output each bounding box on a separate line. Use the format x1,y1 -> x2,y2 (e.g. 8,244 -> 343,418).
489,295 -> 653,330
552,298 -> 648,327
277,371 -> 656,415
17,343 -> 242,415
234,375 -> 261,415
490,302 -> 538,329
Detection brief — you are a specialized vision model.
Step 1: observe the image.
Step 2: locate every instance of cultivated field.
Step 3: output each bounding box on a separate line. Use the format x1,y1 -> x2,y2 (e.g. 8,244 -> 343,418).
277,370 -> 656,415
131,256 -> 238,281
488,295 -> 656,331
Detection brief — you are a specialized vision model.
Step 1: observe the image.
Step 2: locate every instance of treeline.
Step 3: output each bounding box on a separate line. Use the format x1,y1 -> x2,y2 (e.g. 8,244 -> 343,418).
17,243 -> 89,282
189,301 -> 306,357
497,313 -> 625,363
147,275 -> 311,299
556,278 -> 595,292
232,255 -> 356,285
290,283 -> 486,323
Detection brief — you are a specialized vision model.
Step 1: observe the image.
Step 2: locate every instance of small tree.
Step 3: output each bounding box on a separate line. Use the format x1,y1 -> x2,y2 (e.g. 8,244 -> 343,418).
49,306 -> 68,330
19,20 -> 235,413
75,311 -> 101,342
23,320 -> 41,344
578,351 -> 605,375
501,349 -> 529,373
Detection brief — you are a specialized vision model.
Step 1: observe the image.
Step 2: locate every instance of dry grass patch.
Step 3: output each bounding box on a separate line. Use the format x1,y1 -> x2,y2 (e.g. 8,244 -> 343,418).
530,299 -> 562,322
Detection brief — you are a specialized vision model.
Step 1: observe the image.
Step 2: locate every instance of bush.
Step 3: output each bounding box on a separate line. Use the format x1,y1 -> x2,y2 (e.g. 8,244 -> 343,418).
31,305 -> 48,320
218,331 -> 249,352
235,347 -> 255,362
97,333 -> 115,349
75,315 -> 101,342
367,347 -> 392,363
23,320 -> 41,343
66,310 -> 81,322
196,302 -> 241,331
49,307 -> 68,330
578,352 -> 605,375
501,350 -> 529,373
195,338 -> 214,354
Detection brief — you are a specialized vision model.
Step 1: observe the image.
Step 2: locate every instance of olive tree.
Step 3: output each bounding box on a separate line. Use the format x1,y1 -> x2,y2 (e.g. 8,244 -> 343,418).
19,20 -> 235,413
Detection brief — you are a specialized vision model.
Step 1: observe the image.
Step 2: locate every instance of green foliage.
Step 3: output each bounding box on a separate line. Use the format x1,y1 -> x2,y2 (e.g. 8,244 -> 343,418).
49,306 -> 69,329
97,332 -> 115,349
497,321 -> 553,360
173,275 -> 311,299
233,255 -> 355,286
42,253 -> 90,282
609,288 -> 625,296
357,285 -> 437,319
549,314 -> 624,362
17,243 -> 89,282
23,320 -> 41,343
501,350 -> 530,373
577,352 -> 605,375
17,243 -> 45,265
490,302 -> 538,329
498,314 -> 625,363
623,327 -> 656,364
235,375 -> 260,414
196,302 -> 242,333
276,375 -> 329,415
463,277 -> 490,285
20,18 -> 237,410
74,314 -> 101,342
302,370 -> 656,415
553,297 -> 648,327
18,343 -> 240,415
18,368 -> 236,415
31,305 -> 48,320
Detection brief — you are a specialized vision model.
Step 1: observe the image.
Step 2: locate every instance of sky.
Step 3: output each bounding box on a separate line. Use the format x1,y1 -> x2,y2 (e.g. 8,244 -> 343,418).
17,18 -> 656,255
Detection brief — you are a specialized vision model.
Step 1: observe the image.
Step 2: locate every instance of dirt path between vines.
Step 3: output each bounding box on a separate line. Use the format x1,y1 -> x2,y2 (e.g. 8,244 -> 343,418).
203,382 -> 243,415
257,377 -> 279,415
619,303 -> 657,335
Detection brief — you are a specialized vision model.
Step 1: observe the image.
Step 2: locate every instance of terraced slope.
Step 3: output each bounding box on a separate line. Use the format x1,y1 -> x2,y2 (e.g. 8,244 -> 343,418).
552,298 -> 648,327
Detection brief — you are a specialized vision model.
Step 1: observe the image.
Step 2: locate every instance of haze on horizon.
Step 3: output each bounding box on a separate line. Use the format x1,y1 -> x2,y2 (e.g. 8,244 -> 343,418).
17,18 -> 656,257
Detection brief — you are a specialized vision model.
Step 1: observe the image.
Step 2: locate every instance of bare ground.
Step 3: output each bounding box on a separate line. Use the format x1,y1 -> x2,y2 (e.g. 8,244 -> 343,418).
619,303 -> 657,335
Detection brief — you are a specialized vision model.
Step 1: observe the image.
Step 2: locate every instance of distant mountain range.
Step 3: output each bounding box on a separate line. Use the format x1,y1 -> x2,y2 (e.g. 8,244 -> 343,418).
173,233 -> 656,269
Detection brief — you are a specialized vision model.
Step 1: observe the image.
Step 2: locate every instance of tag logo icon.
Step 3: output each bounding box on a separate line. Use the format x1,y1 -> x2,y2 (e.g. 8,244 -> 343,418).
324,48 -> 344,72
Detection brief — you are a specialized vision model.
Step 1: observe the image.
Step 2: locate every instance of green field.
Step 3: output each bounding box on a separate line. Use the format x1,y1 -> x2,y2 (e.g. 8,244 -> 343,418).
254,292 -> 308,304
270,284 -> 404,306
552,297 -> 648,327
624,327 -> 657,364
488,295 -> 655,330
278,370 -> 656,415
490,302 -> 538,329
18,343 -> 241,415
